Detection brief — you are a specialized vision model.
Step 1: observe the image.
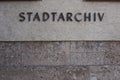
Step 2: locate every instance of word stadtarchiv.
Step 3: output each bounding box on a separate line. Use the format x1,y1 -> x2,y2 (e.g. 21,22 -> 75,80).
19,12 -> 105,22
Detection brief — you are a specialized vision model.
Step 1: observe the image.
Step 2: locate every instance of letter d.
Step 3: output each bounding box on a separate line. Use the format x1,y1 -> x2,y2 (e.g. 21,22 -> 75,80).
43,12 -> 50,22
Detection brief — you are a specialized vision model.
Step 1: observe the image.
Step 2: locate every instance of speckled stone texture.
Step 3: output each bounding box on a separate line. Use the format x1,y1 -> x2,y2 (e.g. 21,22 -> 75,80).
0,41 -> 120,80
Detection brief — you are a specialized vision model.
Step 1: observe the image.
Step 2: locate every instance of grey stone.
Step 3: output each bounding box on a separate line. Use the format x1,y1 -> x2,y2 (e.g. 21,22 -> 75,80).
0,42 -> 22,66
0,66 -> 89,80
104,42 -> 120,65
89,66 -> 115,80
90,66 -> 120,80
115,66 -> 120,80
0,42 -> 120,80
70,42 -> 106,53
21,42 -> 70,65
1,42 -> 120,66
70,52 -> 104,65
0,0 -> 120,40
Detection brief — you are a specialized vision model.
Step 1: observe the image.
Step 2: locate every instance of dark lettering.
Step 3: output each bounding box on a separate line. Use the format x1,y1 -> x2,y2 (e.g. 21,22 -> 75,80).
74,13 -> 82,22
93,12 -> 96,22
19,12 -> 25,22
66,13 -> 73,21
27,12 -> 33,22
33,12 -> 40,21
84,13 -> 91,22
43,12 -> 50,22
57,13 -> 65,21
51,12 -> 57,21
98,13 -> 104,21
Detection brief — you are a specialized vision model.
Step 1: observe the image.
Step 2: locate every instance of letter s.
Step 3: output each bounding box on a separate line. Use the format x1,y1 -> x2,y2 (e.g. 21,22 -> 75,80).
19,12 -> 25,22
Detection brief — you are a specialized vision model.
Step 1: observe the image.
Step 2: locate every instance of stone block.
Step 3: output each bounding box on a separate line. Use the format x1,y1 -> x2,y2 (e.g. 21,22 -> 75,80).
21,42 -> 70,65
70,42 -> 106,53
70,52 -> 104,65
89,66 -> 115,80
104,42 -> 120,65
0,42 -> 22,66
0,66 -> 89,80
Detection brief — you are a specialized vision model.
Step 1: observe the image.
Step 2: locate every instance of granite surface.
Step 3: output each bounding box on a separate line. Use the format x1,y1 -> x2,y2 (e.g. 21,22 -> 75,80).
0,41 -> 120,80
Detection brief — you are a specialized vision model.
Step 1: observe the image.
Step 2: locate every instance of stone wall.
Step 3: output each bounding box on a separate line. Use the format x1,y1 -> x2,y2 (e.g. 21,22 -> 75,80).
0,41 -> 120,80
